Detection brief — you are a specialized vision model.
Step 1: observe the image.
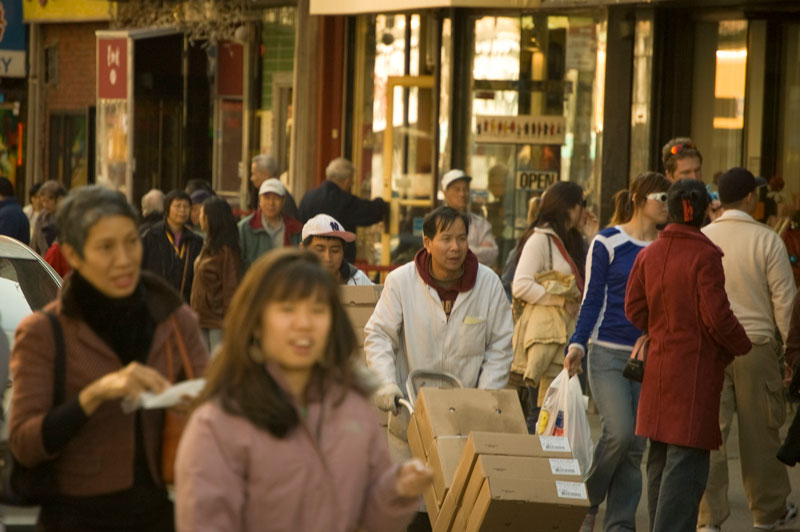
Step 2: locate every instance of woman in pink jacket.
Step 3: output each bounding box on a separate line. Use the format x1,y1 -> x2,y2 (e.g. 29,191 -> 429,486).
175,248 -> 431,532
625,179 -> 751,532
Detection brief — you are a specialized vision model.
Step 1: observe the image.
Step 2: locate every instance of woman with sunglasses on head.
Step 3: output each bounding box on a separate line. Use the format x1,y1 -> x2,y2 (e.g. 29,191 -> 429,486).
511,181 -> 589,429
563,171 -> 670,532
175,248 -> 431,532
625,179 -> 750,532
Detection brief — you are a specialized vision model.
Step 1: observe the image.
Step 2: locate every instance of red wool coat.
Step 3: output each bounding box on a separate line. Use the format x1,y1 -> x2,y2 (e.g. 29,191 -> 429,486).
625,223 -> 751,450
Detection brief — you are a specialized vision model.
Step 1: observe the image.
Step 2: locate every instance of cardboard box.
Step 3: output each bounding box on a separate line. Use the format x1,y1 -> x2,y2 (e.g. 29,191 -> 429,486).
465,476 -> 589,532
414,388 -> 527,458
423,483 -> 440,527
407,413 -> 427,461
429,436 -> 468,505
436,432 -> 574,532
453,454 -> 583,531
340,285 -> 382,361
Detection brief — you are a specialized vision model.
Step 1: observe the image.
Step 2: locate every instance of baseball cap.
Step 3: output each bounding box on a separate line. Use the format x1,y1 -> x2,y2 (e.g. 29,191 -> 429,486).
441,169 -> 472,191
717,167 -> 766,204
302,214 -> 356,242
259,178 -> 286,197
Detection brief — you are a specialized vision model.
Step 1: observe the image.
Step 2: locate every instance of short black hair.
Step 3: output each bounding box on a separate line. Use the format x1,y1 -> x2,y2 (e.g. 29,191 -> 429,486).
302,234 -> 345,248
0,177 -> 13,197
667,179 -> 709,228
422,206 -> 470,239
163,189 -> 191,218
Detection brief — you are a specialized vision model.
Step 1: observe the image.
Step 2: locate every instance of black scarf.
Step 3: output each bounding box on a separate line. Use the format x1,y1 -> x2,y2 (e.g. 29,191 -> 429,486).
70,271 -> 155,365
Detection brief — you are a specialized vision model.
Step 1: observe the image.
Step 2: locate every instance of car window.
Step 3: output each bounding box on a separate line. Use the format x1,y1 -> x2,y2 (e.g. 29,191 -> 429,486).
0,257 -> 60,352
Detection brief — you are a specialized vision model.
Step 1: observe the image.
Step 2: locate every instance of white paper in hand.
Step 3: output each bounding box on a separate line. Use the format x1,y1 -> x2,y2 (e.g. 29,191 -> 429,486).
138,378 -> 206,410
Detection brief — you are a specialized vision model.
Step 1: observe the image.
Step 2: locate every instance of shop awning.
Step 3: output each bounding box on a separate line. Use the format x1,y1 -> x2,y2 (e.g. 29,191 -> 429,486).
310,0 -> 542,15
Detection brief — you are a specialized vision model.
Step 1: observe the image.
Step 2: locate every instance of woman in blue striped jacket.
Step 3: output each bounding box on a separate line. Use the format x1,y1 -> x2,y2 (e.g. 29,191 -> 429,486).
564,171 -> 671,532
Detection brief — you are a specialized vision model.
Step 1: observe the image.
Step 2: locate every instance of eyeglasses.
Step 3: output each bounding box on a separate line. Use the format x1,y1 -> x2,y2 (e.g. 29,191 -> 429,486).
669,142 -> 697,156
647,192 -> 668,204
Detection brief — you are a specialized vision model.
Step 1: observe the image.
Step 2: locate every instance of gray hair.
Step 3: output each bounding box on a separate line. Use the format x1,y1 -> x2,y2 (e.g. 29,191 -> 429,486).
325,158 -> 355,184
252,154 -> 279,178
57,186 -> 139,258
39,180 -> 67,199
141,188 -> 165,217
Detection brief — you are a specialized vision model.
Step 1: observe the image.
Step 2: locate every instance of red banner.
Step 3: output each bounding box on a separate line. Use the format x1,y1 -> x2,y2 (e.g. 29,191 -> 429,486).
97,38 -> 127,99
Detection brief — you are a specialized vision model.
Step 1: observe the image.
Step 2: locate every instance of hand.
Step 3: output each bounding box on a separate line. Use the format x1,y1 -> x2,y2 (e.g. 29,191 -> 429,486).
80,362 -> 171,416
565,300 -> 580,318
564,346 -> 583,377
785,363 -> 794,389
581,209 -> 600,240
395,459 -> 433,498
373,382 -> 403,415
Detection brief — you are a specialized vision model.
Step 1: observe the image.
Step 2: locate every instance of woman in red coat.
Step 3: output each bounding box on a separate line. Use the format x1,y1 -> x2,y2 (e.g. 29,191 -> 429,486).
625,179 -> 751,532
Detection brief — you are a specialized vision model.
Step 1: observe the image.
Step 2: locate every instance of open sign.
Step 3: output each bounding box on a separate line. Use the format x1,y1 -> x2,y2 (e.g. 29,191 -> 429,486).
516,171 -> 559,190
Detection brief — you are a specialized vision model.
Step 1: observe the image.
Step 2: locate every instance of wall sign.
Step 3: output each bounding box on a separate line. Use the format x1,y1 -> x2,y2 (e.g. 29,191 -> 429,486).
516,170 -> 559,191
97,37 -> 127,99
475,115 -> 566,145
0,0 -> 26,78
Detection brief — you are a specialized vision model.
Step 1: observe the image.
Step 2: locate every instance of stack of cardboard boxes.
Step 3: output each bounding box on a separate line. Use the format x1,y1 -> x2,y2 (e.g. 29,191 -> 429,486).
408,388 -> 590,531
340,285 -> 382,362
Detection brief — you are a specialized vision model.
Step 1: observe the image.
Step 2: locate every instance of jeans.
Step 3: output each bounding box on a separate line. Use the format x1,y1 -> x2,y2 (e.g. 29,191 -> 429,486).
647,440 -> 710,532
585,344 -> 646,531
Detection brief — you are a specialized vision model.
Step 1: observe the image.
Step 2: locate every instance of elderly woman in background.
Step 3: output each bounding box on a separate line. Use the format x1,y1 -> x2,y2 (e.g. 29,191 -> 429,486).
141,189 -> 204,302
9,186 -> 208,531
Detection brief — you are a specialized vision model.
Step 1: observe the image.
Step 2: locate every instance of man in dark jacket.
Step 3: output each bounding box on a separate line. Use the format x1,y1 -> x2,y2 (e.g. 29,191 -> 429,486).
0,177 -> 29,245
298,157 -> 387,263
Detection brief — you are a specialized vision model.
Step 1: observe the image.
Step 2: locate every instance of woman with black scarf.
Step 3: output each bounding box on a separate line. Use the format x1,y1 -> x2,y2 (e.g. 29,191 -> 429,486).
8,186 -> 208,532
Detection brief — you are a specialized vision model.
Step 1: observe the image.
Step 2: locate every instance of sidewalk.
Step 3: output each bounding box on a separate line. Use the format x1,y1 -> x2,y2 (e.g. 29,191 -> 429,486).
592,402 -> 800,532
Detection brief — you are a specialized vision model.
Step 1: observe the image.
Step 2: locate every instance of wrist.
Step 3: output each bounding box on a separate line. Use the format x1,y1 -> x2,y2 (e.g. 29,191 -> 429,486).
78,382 -> 105,416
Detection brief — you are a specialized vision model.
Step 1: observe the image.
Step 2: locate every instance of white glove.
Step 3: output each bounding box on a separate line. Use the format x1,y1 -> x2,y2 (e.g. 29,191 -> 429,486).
373,382 -> 403,415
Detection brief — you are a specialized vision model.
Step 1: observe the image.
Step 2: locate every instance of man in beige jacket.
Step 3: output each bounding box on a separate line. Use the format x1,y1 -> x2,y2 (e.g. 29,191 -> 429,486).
698,168 -> 797,531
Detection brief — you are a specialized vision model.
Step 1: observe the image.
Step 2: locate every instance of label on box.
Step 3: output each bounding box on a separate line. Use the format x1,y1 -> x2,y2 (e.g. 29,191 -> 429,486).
555,481 -> 588,500
549,458 -> 581,476
539,435 -> 571,452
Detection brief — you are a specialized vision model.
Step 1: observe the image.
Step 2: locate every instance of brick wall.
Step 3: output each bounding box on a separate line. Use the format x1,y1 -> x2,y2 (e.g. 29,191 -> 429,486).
40,22 -> 107,182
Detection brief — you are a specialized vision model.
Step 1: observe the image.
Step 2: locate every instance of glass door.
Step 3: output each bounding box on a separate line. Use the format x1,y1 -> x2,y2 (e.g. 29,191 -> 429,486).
382,75 -> 436,270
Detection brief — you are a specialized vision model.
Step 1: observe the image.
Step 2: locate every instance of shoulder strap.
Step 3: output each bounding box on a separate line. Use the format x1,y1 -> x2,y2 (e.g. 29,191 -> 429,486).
168,315 -> 195,381
43,311 -> 66,405
547,234 -> 584,294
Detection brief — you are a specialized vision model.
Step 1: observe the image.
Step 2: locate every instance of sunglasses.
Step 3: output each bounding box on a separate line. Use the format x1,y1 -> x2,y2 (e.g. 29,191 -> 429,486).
647,192 -> 668,203
669,142 -> 696,156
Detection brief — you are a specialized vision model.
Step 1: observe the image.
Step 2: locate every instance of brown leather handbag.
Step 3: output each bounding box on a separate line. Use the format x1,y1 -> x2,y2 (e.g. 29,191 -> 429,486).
623,333 -> 649,383
161,316 -> 195,485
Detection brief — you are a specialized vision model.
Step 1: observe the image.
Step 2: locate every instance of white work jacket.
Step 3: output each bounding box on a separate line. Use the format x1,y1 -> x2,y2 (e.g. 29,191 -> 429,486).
364,261 -> 513,392
468,213 -> 499,267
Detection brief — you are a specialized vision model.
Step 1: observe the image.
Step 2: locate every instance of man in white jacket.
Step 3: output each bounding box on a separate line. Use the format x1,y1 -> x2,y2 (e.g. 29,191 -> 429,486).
698,168 -> 797,531
365,206 -> 513,412
441,169 -> 499,267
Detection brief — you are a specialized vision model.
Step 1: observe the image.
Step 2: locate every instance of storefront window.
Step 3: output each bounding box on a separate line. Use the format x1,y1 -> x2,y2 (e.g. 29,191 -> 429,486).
96,100 -> 129,194
691,20 -> 748,181
468,14 -> 606,267
778,24 -> 800,207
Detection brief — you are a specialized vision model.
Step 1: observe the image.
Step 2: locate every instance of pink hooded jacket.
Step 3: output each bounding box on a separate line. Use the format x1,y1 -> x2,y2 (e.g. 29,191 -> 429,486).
175,370 -> 420,532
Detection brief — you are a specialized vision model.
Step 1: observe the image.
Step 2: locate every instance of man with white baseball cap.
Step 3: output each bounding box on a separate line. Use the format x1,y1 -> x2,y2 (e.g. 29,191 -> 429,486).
237,178 -> 302,272
301,214 -> 373,285
441,169 -> 499,267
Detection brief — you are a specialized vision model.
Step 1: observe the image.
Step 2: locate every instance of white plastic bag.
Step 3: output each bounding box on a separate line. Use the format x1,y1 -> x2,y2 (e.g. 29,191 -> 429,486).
536,369 -> 594,476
